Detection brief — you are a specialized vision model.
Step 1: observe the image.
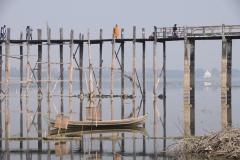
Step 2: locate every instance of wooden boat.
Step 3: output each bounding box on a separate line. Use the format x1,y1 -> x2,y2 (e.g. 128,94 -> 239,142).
44,112 -> 149,129
48,126 -> 148,137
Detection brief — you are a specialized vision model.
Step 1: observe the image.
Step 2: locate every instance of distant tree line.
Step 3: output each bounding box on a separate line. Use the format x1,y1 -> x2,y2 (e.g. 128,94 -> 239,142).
4,67 -> 240,79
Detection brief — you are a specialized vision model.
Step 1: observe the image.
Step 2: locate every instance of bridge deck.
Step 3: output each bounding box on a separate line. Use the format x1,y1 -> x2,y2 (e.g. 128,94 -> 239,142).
0,34 -> 240,45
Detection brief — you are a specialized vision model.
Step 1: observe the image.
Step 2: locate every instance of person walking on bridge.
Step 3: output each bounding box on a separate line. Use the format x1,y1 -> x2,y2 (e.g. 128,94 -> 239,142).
26,26 -> 33,40
172,24 -> 178,38
115,24 -> 119,39
1,25 -> 6,40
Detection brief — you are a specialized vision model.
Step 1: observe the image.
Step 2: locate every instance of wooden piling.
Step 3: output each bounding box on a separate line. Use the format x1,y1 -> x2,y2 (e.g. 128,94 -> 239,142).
99,29 -> 103,96
26,98 -> 30,160
5,29 -> 10,139
60,28 -> 64,98
221,27 -> 227,128
189,40 -> 195,135
20,31 -> 23,149
132,26 -> 136,97
132,26 -> 136,118
226,39 -> 232,126
20,97 -> 23,148
69,30 -> 74,120
47,28 -> 51,97
38,29 -> 42,98
110,28 -> 116,98
163,41 -> 167,144
37,29 -> 42,151
153,98 -> 157,136
80,34 -> 84,95
121,29 -> 125,153
121,28 -> 125,115
153,26 -> 157,97
142,28 -> 146,98
26,28 -> 30,96
110,27 -> 115,120
0,38 -> 2,148
87,29 -> 94,97
184,39 -> 190,135
20,31 -> 23,97
119,29 -> 125,154
37,98 -> 42,150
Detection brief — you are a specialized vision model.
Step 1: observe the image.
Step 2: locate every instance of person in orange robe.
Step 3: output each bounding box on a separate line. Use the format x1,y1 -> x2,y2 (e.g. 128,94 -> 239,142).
115,24 -> 119,38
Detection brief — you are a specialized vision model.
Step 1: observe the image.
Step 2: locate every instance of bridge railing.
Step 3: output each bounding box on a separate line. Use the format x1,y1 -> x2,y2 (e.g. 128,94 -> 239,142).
155,25 -> 240,38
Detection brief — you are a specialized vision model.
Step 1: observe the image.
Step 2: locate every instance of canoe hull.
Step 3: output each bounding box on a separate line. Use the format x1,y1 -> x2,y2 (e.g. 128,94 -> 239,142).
44,112 -> 149,129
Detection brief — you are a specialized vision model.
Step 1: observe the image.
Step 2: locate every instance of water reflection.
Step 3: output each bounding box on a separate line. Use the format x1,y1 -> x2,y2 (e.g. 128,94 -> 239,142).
0,81 -> 238,159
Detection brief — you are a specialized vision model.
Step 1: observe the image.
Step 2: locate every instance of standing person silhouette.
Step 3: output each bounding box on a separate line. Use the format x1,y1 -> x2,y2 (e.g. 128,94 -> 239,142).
1,25 -> 6,40
172,24 -> 178,38
26,26 -> 33,40
115,24 -> 119,39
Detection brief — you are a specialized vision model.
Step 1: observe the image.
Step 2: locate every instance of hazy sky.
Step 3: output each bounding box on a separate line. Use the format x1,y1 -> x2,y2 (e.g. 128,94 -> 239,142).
0,0 -> 240,71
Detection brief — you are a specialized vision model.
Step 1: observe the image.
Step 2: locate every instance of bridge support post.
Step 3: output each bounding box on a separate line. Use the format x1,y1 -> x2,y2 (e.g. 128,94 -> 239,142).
60,28 -> 64,113
38,29 -> 42,99
69,30 -> 74,120
153,26 -> 157,97
79,34 -> 84,96
142,28 -> 146,99
226,39 -> 232,126
37,29 -> 42,150
0,37 -> 2,148
132,26 -> 136,118
184,39 -> 195,135
121,28 -> 125,152
99,29 -> 103,96
189,40 -> 195,135
222,38 -> 232,128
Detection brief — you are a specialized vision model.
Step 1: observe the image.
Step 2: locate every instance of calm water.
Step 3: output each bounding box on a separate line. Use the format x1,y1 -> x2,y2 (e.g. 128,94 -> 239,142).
0,78 -> 239,159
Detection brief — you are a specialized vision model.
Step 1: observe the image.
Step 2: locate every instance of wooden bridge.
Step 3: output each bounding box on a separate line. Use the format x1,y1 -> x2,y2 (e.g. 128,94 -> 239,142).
0,24 -> 239,138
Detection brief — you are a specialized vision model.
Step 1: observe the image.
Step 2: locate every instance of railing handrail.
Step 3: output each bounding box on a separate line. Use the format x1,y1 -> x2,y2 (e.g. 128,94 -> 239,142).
154,25 -> 240,38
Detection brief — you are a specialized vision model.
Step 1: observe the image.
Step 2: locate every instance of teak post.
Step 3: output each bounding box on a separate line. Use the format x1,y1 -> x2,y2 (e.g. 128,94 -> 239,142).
99,29 -> 103,96
37,29 -> 42,98
153,26 -> 157,97
142,28 -> 146,98
60,28 -> 64,115
226,39 -> 232,126
69,30 -> 74,120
